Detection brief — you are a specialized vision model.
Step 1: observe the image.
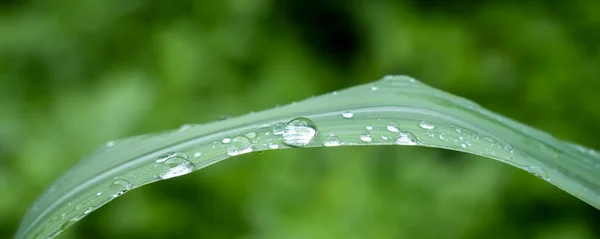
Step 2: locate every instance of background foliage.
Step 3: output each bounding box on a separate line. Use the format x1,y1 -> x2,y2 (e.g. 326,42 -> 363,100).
1,0 -> 600,238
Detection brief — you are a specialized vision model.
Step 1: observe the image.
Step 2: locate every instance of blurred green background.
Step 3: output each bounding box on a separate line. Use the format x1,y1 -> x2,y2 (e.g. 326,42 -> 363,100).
2,0 -> 600,238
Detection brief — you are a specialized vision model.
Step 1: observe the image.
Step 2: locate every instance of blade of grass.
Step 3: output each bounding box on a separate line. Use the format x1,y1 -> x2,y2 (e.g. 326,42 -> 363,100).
15,75 -> 600,239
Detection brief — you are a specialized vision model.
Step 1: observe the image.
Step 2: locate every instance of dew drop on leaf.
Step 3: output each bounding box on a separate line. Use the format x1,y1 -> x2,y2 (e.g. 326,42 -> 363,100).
155,152 -> 194,179
227,136 -> 254,156
394,131 -> 418,145
387,122 -> 399,133
360,131 -> 372,142
282,117 -> 318,147
419,120 -> 435,130
342,111 -> 354,119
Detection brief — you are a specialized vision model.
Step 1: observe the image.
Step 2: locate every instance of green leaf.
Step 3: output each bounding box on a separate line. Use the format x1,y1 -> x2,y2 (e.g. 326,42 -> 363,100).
15,75 -> 600,239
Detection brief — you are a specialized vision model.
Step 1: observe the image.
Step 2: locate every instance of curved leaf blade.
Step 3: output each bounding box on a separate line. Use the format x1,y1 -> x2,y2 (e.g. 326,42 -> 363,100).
15,75 -> 600,239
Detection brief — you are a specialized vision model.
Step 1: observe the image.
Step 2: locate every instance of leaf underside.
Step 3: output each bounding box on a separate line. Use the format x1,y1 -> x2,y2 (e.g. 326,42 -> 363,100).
15,75 -> 600,239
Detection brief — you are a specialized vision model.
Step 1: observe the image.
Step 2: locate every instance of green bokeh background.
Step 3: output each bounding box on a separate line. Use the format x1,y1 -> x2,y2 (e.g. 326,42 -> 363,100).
2,0 -> 600,238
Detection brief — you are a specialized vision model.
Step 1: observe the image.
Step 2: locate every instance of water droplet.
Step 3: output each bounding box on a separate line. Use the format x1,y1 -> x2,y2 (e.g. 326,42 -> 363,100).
96,192 -> 102,196
460,143 -> 467,148
466,141 -> 472,146
381,135 -> 389,140
193,152 -> 202,158
268,143 -> 279,149
360,131 -> 372,142
227,136 -> 254,156
526,166 -> 550,181
366,125 -> 373,131
503,144 -> 514,154
387,122 -> 399,132
106,141 -> 115,147
282,117 -> 318,147
483,136 -> 495,143
419,121 -> 435,130
370,85 -> 379,91
324,134 -> 342,147
394,131 -> 418,145
155,152 -> 195,179
439,134 -> 447,141
455,128 -> 463,134
272,122 -> 286,135
342,111 -> 354,119
383,75 -> 394,80
222,137 -> 231,144
245,132 -> 257,139
426,131 -> 435,138
84,207 -> 94,215
109,179 -> 133,198
332,91 -> 339,96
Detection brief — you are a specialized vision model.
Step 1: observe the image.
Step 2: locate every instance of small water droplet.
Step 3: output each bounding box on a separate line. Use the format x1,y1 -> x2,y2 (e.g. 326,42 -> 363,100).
366,125 -> 373,131
227,136 -> 254,156
84,207 -> 94,215
245,132 -> 257,139
426,131 -> 435,138
106,141 -> 115,147
272,122 -> 286,135
370,85 -> 379,91
419,121 -> 435,130
439,134 -> 448,141
342,111 -> 354,119
387,122 -> 399,133
455,128 -> 463,134
460,143 -> 467,148
394,131 -> 418,145
332,91 -> 339,95
222,137 -> 231,144
526,166 -> 550,181
381,135 -> 389,140
466,141 -> 472,146
268,143 -> 279,149
324,134 -> 342,147
109,179 -> 133,198
155,152 -> 194,179
383,75 -> 394,80
360,131 -> 372,142
193,152 -> 202,158
282,117 -> 318,147
96,192 -> 102,196
503,144 -> 514,154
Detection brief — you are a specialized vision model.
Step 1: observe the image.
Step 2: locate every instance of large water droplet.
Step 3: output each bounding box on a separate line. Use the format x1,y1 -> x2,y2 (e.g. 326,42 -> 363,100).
272,122 -> 286,135
155,152 -> 195,179
387,122 -> 399,133
360,131 -> 372,142
419,121 -> 435,130
526,166 -> 550,181
227,136 -> 254,156
394,131 -> 418,145
324,133 -> 342,147
342,111 -> 354,119
282,117 -> 318,147
109,179 -> 133,198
